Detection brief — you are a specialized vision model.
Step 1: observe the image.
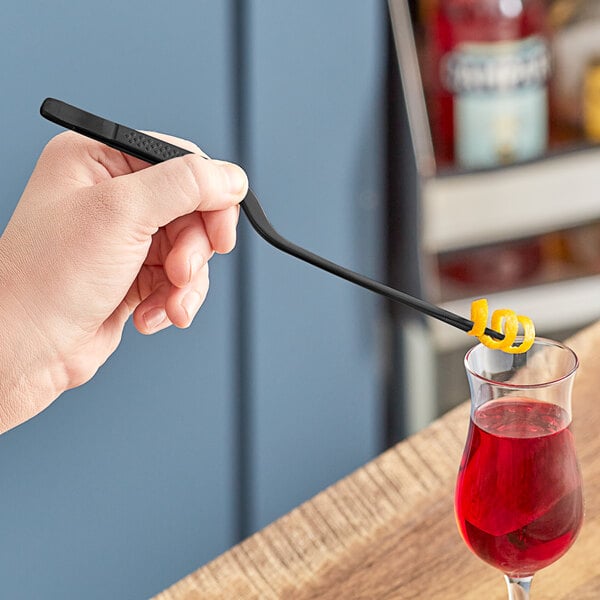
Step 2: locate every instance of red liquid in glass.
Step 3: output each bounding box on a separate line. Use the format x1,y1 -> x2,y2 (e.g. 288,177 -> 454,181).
455,398 -> 583,577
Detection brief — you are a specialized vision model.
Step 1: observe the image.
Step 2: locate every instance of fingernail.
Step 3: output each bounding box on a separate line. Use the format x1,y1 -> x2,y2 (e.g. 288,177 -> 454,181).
222,163 -> 247,196
187,252 -> 204,283
144,307 -> 167,331
181,291 -> 202,321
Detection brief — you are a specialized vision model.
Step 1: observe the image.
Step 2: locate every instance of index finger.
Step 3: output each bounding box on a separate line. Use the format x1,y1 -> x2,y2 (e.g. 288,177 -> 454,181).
103,153 -> 248,229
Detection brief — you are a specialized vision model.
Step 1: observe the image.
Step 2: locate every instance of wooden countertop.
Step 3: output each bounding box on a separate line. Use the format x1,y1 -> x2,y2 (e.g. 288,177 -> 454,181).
154,322 -> 600,599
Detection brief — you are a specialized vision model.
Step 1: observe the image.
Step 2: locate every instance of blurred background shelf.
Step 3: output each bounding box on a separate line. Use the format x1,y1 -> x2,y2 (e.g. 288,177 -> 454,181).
422,145 -> 600,253
386,0 -> 600,436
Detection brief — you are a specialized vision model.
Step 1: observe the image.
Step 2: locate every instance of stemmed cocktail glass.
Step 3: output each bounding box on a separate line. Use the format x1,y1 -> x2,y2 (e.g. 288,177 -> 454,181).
455,338 -> 583,599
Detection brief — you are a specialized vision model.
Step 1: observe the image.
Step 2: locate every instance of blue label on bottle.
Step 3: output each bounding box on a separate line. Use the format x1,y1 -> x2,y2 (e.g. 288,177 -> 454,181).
442,36 -> 550,168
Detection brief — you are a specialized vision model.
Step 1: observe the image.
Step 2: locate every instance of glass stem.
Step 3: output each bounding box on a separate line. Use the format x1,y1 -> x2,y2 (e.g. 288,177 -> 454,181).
504,576 -> 533,600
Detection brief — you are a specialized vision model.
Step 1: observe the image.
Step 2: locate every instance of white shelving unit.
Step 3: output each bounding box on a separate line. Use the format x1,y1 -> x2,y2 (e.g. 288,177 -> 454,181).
423,147 -> 600,351
388,0 -> 600,430
422,147 -> 600,254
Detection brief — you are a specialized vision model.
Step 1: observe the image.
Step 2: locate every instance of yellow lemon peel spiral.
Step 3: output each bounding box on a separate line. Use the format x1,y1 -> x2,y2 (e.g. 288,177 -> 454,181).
467,298 -> 535,354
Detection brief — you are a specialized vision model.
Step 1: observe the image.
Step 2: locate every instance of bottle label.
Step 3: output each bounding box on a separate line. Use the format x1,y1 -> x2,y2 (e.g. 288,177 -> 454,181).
442,36 -> 550,168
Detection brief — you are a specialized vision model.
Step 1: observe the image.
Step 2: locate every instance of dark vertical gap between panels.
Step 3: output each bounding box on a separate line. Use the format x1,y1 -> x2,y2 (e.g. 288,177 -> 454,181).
384,20 -> 406,448
384,9 -> 422,447
231,0 -> 252,542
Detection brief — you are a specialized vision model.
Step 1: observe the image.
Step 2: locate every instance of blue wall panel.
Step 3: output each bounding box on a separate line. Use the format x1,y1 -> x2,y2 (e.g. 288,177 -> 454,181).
246,0 -> 386,530
0,3 -> 237,598
0,1 -> 388,597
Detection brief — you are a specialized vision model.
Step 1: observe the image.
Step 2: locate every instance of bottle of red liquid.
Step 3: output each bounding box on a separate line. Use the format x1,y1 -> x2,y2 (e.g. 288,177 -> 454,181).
425,0 -> 550,168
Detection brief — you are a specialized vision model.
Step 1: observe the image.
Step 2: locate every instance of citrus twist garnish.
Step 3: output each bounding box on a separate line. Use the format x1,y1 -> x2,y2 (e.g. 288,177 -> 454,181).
467,298 -> 535,354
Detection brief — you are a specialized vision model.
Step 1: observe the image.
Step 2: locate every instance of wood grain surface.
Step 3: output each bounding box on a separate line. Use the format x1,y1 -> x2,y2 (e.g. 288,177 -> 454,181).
154,322 -> 600,599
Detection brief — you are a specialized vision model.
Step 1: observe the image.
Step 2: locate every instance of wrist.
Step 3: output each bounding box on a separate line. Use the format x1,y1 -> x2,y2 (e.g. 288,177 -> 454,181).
0,255 -> 68,433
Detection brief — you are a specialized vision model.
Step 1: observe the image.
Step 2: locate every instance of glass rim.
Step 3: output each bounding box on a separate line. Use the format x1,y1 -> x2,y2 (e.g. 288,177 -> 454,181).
464,336 -> 579,390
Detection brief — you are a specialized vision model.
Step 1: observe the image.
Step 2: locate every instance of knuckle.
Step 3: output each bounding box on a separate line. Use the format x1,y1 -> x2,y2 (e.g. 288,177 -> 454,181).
178,153 -> 220,209
179,153 -> 203,190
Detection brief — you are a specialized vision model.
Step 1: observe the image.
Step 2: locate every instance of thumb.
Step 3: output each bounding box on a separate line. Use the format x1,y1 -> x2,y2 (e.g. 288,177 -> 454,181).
107,153 -> 248,229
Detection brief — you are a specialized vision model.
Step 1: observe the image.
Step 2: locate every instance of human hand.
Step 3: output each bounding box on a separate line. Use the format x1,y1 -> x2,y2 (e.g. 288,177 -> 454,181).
0,131 -> 247,432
